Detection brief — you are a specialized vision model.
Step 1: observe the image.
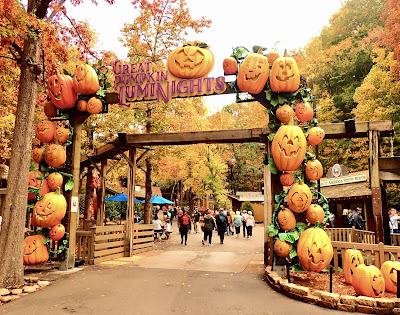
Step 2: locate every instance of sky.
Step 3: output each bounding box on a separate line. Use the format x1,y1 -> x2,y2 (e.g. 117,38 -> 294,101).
65,0 -> 344,112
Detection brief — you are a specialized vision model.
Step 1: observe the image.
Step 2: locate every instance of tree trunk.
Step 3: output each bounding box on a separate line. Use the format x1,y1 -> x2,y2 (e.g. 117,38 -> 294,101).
0,35 -> 42,287
144,157 -> 152,224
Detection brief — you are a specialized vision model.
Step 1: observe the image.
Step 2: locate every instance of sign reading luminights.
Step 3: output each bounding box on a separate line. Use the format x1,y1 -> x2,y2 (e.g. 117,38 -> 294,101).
113,61 -> 226,106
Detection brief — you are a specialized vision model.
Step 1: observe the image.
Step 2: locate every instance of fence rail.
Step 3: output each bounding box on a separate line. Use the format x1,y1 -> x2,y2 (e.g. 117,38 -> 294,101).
132,224 -> 154,255
76,230 -> 94,264
325,227 -> 375,244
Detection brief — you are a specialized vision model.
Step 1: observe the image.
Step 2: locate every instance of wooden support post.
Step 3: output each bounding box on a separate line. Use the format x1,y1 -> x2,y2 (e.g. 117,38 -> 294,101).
126,147 -> 137,256
369,129 -> 384,243
97,159 -> 107,226
84,166 -> 93,230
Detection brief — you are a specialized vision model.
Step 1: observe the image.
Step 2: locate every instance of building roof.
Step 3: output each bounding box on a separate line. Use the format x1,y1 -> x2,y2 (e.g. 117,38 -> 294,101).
227,191 -> 264,202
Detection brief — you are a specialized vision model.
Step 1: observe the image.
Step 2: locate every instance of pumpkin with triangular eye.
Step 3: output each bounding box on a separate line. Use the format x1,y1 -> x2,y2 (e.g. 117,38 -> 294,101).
288,181 -> 312,213
32,187 -> 67,228
55,126 -> 70,144
343,246 -> 364,285
32,147 -> 45,163
44,144 -> 66,168
307,126 -> 325,146
72,63 -> 100,95
47,71 -> 78,109
270,56 -> 300,92
274,239 -> 291,258
23,235 -> 49,265
353,257 -> 385,298
305,204 -> 325,225
380,253 -> 400,293
28,171 -> 50,201
305,159 -> 323,181
35,120 -> 56,143
49,223 -> 66,241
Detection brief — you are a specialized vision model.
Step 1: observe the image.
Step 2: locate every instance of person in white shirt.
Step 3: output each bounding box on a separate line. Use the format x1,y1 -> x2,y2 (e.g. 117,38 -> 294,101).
245,211 -> 255,240
152,214 -> 163,241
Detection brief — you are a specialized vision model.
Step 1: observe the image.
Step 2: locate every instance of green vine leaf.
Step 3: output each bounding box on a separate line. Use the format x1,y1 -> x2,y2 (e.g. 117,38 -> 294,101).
267,157 -> 278,175
296,222 -> 308,233
291,264 -> 304,272
267,133 -> 275,141
268,223 -> 279,237
65,178 -> 75,191
278,96 -> 287,104
289,245 -> 298,259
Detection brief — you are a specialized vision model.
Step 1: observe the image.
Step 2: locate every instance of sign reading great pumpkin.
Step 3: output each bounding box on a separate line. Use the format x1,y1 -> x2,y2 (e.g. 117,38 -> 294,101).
114,42 -> 226,106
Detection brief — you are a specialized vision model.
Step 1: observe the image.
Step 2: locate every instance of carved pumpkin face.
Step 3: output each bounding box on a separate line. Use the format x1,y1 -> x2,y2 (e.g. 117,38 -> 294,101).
380,256 -> 400,293
44,144 -> 66,168
353,263 -> 385,298
32,147 -> 45,163
32,188 -> 67,228
55,127 -> 70,144
223,57 -> 238,75
297,226 -> 333,272
28,171 -> 50,201
35,120 -> 56,144
47,172 -> 63,190
43,101 -> 57,118
305,159 -> 323,181
237,50 -> 269,94
277,207 -> 296,231
307,127 -> 325,146
72,64 -> 100,95
276,104 -> 295,124
295,102 -> 313,122
47,72 -> 78,109
280,172 -> 294,187
271,117 -> 307,172
49,223 -> 66,241
274,239 -> 291,258
77,100 -> 87,112
23,235 -> 49,265
288,182 -> 312,213
167,42 -> 214,79
87,97 -> 102,114
305,204 -> 325,225
270,56 -> 300,92
344,247 -> 364,285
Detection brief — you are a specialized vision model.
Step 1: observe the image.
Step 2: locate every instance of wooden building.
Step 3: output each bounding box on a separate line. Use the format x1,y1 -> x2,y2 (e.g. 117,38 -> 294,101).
227,191 -> 264,222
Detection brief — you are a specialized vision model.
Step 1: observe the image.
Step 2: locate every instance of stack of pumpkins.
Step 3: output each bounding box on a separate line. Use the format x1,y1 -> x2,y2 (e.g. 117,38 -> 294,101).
24,63 -> 102,265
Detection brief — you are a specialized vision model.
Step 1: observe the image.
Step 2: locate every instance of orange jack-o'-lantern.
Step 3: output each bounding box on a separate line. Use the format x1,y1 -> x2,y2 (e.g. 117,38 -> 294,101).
223,57 -> 238,75
280,172 -> 294,187
87,97 -> 102,114
344,246 -> 364,285
55,126 -> 70,144
297,225 -> 333,272
49,223 -> 66,241
277,207 -> 296,231
287,181 -> 312,213
23,235 -> 49,265
77,100 -> 87,112
47,172 -> 63,190
380,253 -> 400,293
72,64 -> 100,95
305,204 -> 325,225
35,120 -> 56,144
295,101 -> 313,122
28,171 -> 50,201
305,159 -> 323,181
47,71 -> 78,109
32,187 -> 67,228
32,147 -> 45,163
307,127 -> 325,146
237,47 -> 269,94
274,239 -> 291,258
44,144 -> 66,168
353,257 -> 385,298
43,101 -> 57,118
271,117 -> 307,172
270,56 -> 300,92
276,104 -> 295,124
167,41 -> 214,79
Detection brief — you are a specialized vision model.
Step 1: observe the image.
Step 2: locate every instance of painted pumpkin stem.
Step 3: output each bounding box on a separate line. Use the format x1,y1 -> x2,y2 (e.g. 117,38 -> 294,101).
365,255 -> 371,266
257,47 -> 263,55
389,252 -> 396,261
287,116 -> 295,126
55,186 -> 61,195
352,245 -> 357,251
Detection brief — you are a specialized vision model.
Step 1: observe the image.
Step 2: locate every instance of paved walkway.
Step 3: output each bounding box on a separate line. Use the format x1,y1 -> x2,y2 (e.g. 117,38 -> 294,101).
1,224 -> 342,314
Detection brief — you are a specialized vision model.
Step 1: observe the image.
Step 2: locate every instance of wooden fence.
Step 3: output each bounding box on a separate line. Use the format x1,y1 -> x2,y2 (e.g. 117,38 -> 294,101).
92,225 -> 127,264
325,227 -> 375,244
132,224 -> 154,255
76,230 -> 94,264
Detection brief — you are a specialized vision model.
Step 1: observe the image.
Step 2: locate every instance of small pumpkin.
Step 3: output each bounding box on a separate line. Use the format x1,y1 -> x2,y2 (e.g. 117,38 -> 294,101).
271,117 -> 307,172
72,63 -> 100,95
274,239 -> 291,258
87,97 -> 102,114
380,253 -> 400,293
28,171 -> 50,201
32,187 -> 67,228
77,99 -> 87,112
287,181 -> 312,213
353,256 -> 385,298
305,204 -> 325,225
295,101 -> 313,122
305,159 -> 323,181
49,223 -> 66,241
297,224 -> 333,272
47,71 -> 78,109
35,120 -> 56,143
223,57 -> 238,75
237,47 -> 269,94
47,172 -> 63,190
307,127 -> 325,146
44,144 -> 66,168
32,147 -> 45,163
167,41 -> 214,79
55,126 -> 70,144
277,207 -> 296,231
23,235 -> 49,265
276,104 -> 295,124
268,51 -> 280,64
270,56 -> 300,92
43,101 -> 57,118
280,172 -> 294,187
343,246 -> 364,285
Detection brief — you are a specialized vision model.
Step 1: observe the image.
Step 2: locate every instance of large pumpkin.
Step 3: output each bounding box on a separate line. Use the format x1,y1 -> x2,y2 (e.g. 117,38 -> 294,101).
223,57 -> 238,75
237,47 -> 269,94
49,223 -> 66,241
305,159 -> 323,181
28,171 -> 50,201
47,71 -> 78,109
32,147 -> 45,163
270,56 -> 300,92
305,204 -> 325,225
297,225 -> 333,272
277,207 -> 296,231
343,246 -> 364,285
55,126 -> 70,144
353,258 -> 385,298
35,120 -> 56,143
276,104 -> 295,124
271,117 -> 307,172
72,63 -> 100,95
23,235 -> 49,265
274,239 -> 291,258
287,182 -> 312,213
47,172 -> 63,190
167,41 -> 214,79
32,187 -> 67,228
44,144 -> 66,168
307,126 -> 325,146
380,253 -> 400,293
295,101 -> 313,122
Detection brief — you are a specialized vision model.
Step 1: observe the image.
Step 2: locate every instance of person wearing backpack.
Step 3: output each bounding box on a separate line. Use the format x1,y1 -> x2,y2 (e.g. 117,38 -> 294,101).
178,209 -> 191,245
202,210 -> 216,246
233,211 -> 242,237
216,210 -> 228,244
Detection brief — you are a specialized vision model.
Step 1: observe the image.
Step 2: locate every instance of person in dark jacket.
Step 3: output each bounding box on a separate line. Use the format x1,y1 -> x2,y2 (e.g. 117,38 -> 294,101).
216,210 -> 228,244
202,210 -> 216,246
178,209 -> 191,245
